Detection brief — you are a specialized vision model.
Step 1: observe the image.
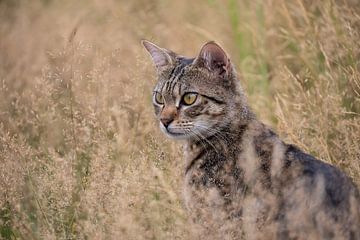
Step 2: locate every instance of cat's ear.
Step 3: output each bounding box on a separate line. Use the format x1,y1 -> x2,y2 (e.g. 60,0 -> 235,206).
142,40 -> 174,72
194,41 -> 231,77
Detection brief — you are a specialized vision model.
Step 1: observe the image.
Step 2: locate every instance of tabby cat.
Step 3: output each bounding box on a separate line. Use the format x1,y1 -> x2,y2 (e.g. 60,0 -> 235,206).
142,40 -> 360,240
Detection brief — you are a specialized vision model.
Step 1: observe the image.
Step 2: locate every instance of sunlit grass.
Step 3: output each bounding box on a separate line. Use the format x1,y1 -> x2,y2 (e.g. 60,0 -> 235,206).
0,0 -> 359,239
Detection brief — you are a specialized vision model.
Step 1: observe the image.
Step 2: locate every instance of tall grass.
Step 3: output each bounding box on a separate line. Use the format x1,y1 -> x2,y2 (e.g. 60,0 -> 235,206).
0,0 -> 359,239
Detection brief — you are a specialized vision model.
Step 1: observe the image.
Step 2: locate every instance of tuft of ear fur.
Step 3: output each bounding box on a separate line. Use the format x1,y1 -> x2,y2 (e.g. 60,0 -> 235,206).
141,40 -> 174,73
194,41 -> 231,77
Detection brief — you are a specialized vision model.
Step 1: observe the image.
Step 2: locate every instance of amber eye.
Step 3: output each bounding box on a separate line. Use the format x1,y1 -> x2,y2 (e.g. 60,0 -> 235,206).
154,92 -> 164,104
182,93 -> 198,106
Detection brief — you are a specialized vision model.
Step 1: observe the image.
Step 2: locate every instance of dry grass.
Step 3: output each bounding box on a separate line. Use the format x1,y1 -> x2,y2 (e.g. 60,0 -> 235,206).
0,0 -> 359,239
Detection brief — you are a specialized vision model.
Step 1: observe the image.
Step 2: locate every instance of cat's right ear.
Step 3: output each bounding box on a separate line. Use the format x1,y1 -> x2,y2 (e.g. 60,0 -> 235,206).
141,40 -> 174,73
193,41 -> 231,77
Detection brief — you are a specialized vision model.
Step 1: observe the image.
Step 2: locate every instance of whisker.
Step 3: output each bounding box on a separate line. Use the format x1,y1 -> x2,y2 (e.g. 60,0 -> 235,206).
187,129 -> 209,156
194,125 -> 230,144
193,129 -> 219,154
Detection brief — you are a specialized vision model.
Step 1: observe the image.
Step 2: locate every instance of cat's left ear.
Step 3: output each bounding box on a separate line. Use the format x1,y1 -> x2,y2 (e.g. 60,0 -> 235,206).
142,40 -> 174,73
194,41 -> 231,77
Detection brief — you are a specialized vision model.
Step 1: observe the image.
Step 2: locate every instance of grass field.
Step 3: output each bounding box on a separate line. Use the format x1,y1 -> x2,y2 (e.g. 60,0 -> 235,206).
1,0 -> 359,239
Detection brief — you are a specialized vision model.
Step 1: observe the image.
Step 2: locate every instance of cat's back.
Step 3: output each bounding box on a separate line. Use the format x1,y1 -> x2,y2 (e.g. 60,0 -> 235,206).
241,120 -> 360,238
277,144 -> 360,239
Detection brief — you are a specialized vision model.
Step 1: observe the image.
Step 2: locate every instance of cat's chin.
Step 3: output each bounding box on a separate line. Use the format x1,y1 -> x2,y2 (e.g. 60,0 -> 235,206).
160,124 -> 192,140
164,132 -> 191,140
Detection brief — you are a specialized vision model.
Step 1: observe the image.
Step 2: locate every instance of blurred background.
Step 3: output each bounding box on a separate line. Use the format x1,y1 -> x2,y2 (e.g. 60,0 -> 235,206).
0,0 -> 359,239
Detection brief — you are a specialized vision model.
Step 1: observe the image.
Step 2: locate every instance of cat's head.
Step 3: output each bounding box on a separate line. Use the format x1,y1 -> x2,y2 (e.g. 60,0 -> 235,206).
142,40 -> 246,140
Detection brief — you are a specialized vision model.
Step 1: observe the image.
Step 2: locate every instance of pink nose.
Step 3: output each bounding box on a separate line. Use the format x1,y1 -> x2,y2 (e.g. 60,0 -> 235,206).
160,106 -> 177,128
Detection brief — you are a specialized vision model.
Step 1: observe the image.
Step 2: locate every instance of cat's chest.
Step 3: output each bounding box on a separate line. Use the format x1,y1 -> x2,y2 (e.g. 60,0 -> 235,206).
183,149 -> 246,221
182,144 -> 273,237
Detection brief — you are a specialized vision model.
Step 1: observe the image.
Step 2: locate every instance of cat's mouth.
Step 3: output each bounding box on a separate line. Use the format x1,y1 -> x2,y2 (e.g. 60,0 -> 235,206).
159,121 -> 216,140
159,123 -> 192,140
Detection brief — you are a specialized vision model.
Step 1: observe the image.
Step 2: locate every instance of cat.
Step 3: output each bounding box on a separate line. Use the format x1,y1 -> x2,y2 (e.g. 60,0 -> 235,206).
142,40 -> 360,240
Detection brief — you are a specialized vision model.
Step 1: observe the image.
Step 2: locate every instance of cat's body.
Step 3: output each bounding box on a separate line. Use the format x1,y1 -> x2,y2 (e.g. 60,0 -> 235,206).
184,120 -> 359,239
142,40 -> 360,239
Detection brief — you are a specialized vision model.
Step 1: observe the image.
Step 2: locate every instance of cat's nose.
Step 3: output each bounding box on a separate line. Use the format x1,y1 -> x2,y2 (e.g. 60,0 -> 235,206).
160,106 -> 177,128
160,117 -> 174,128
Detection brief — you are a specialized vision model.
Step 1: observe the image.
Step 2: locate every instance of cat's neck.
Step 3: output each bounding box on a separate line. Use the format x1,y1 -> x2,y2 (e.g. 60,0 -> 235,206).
184,108 -> 256,173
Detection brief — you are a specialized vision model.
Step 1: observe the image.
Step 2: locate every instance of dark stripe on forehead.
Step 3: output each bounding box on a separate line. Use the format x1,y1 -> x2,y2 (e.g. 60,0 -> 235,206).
161,81 -> 169,93
169,79 -> 177,93
166,57 -> 194,93
168,66 -> 177,79
166,79 -> 172,92
167,65 -> 184,92
174,66 -> 184,79
170,57 -> 194,79
176,66 -> 186,80
171,67 -> 186,93
169,63 -> 182,81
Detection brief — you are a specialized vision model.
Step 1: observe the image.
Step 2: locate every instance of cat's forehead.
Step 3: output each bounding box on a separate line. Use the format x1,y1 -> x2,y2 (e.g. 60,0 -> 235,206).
155,58 -> 193,89
156,71 -> 221,98
168,57 -> 194,79
153,56 -> 231,102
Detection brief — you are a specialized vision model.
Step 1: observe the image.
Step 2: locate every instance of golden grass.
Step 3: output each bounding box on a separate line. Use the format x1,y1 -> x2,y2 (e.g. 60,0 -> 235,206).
0,0 -> 359,239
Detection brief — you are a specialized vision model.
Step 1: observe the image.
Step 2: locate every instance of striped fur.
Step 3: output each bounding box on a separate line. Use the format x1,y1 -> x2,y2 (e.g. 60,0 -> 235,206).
143,40 -> 360,240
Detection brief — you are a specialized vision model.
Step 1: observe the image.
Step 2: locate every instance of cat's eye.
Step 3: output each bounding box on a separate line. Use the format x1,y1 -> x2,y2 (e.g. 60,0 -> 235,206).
182,93 -> 198,106
154,92 -> 164,104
